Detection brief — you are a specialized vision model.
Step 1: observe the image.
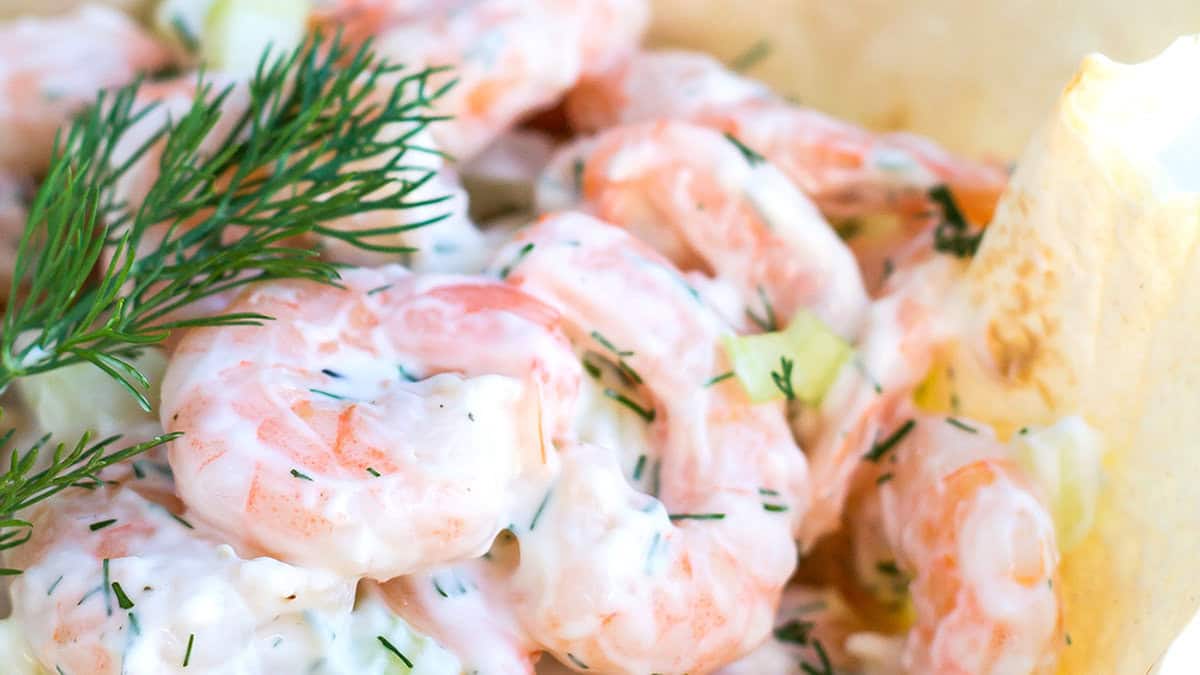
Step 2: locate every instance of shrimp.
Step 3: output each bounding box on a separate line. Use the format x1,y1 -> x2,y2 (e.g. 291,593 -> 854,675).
871,414 -> 1063,674
160,265 -> 583,579
317,0 -> 649,161
5,484 -> 358,675
379,555 -> 540,674
490,212 -> 809,673
0,5 -> 172,175
565,50 -> 1007,289
567,50 -> 1006,222
717,586 -> 871,675
537,119 -> 869,338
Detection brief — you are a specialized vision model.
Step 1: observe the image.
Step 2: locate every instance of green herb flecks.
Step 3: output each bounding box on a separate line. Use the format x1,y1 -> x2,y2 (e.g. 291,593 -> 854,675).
930,185 -> 982,258
723,132 -> 765,166
864,419 -> 916,462
731,39 -> 771,72
377,635 -> 414,668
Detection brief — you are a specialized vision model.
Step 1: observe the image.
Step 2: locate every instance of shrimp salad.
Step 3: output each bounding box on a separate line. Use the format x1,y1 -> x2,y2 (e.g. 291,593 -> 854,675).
0,2 -> 1111,674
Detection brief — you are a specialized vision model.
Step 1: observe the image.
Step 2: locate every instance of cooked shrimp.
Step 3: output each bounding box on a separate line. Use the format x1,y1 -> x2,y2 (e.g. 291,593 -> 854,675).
490,212 -> 808,673
873,414 -> 1063,674
5,484 -> 358,675
717,586 -> 870,675
379,556 -> 540,674
537,119 -> 868,337
567,50 -> 1006,222
318,0 -> 649,161
0,5 -> 171,175
160,266 -> 582,579
565,49 -> 772,134
800,256 -> 962,546
566,50 -> 1007,290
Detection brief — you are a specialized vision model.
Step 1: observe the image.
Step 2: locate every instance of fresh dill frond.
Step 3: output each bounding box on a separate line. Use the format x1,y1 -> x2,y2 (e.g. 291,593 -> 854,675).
0,32 -> 454,563
0,430 -> 173,575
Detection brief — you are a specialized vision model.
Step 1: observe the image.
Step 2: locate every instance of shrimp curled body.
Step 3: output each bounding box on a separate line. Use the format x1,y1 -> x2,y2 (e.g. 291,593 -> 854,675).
161,266 -> 582,579
491,212 -> 810,673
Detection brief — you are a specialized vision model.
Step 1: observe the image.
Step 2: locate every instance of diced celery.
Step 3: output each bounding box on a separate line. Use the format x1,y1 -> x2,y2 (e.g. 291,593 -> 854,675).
1010,416 -> 1104,552
14,348 -> 167,441
202,0 -> 311,75
722,310 -> 852,404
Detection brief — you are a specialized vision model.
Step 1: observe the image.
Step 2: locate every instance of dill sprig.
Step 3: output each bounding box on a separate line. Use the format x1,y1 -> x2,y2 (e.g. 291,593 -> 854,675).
0,429 -> 173,575
2,32 -> 453,401
0,33 -> 454,562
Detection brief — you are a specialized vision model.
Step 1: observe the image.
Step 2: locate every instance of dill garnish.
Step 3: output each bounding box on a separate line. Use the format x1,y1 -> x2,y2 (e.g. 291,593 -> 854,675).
745,285 -> 778,331
771,356 -> 796,401
704,371 -> 735,387
668,512 -> 726,521
529,489 -> 553,530
731,39 -> 771,72
183,633 -> 195,667
632,454 -> 647,481
946,417 -> 978,433
723,132 -> 765,166
0,33 -> 455,561
89,518 -> 117,532
289,469 -> 313,481
930,185 -> 982,258
566,653 -> 590,670
112,581 -> 134,610
378,636 -> 414,668
773,619 -> 814,645
863,419 -> 916,462
602,388 -> 656,423
498,242 -> 534,279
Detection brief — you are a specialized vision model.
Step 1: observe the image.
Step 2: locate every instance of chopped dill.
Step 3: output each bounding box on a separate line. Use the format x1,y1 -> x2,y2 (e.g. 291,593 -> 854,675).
946,417 -> 978,433
668,513 -> 726,521
183,633 -> 195,667
930,185 -> 982,258
603,388 -> 656,423
111,581 -> 134,610
289,469 -> 314,481
530,489 -> 553,530
590,330 -> 634,357
731,39 -> 771,72
863,419 -> 915,462
876,560 -> 901,576
746,285 -> 779,331
723,132 -> 765,166
762,503 -> 789,513
366,467 -> 381,478
801,639 -> 834,675
704,371 -> 735,387
498,242 -> 535,279
632,454 -> 647,481
378,636 -> 414,668
89,519 -> 117,532
773,619 -> 814,645
366,284 -> 393,296
566,653 -> 590,670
